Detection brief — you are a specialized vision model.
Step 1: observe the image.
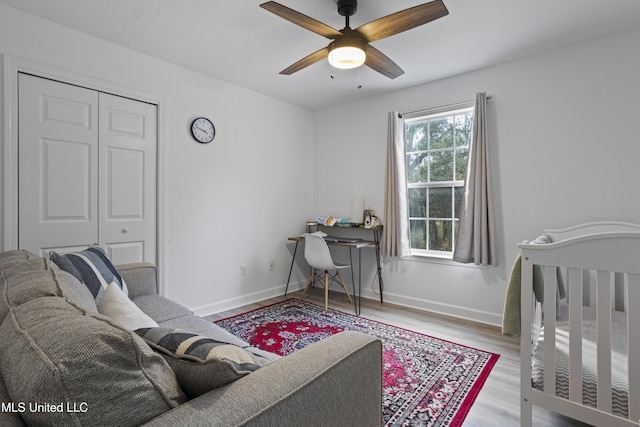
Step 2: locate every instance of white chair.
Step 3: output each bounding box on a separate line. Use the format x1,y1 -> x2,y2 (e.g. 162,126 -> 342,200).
301,233 -> 354,310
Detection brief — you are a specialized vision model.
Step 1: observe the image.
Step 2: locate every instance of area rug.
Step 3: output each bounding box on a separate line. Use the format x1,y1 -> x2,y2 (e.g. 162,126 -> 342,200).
215,298 -> 499,427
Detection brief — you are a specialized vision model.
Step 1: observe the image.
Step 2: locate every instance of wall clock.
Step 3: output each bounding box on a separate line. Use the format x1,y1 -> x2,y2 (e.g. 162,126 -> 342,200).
191,117 -> 215,143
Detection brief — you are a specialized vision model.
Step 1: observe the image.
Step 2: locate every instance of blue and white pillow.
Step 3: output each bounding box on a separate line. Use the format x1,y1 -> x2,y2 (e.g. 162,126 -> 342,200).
51,246 -> 127,304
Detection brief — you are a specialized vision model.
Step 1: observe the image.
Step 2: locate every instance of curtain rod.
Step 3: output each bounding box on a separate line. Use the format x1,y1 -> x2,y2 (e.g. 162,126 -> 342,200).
399,95 -> 493,118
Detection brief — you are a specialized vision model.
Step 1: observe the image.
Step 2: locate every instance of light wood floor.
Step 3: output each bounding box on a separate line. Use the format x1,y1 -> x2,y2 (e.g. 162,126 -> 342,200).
206,288 -> 592,427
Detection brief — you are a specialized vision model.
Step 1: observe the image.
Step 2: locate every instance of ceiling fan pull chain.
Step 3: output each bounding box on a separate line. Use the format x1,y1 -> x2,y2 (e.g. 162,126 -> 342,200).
357,66 -> 362,89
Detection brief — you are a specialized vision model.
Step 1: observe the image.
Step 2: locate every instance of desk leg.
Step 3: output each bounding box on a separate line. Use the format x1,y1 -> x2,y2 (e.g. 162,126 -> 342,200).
374,229 -> 384,304
284,241 -> 299,296
358,248 -> 363,315
348,248 -> 362,315
349,249 -> 358,315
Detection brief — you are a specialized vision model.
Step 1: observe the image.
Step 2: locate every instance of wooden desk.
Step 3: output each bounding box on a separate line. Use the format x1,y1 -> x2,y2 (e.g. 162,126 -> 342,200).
285,226 -> 384,315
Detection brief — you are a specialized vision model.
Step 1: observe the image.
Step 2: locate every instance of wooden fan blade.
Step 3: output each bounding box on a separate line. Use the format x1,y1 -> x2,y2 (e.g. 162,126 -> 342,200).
355,0 -> 449,43
365,45 -> 404,79
280,47 -> 329,75
260,2 -> 342,39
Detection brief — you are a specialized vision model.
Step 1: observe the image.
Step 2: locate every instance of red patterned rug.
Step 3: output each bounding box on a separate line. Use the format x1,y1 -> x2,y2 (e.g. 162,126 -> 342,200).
216,299 -> 499,427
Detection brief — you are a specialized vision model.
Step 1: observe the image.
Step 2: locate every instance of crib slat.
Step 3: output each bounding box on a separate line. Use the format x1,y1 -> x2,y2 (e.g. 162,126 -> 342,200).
628,273 -> 640,421
520,254 -> 534,427
567,268 -> 583,403
596,270 -> 612,414
543,266 -> 557,395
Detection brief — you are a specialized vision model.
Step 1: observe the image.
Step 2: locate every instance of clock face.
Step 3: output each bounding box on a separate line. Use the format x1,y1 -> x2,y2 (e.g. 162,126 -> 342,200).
191,117 -> 215,143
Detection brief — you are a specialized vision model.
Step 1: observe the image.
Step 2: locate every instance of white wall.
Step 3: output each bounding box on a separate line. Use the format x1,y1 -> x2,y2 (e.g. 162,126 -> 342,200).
3,3 -> 640,325
314,26 -> 640,325
0,4 -> 315,314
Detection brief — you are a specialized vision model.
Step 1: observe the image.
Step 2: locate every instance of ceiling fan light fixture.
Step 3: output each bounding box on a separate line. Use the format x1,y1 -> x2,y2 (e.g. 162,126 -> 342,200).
328,36 -> 366,69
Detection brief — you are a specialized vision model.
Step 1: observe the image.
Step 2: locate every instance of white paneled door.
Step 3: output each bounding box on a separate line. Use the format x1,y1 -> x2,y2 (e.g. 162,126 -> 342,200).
18,73 -> 157,264
98,92 -> 156,264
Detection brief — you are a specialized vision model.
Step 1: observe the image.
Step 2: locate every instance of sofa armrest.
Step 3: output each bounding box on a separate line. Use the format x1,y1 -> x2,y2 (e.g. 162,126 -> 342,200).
116,262 -> 158,297
143,330 -> 382,427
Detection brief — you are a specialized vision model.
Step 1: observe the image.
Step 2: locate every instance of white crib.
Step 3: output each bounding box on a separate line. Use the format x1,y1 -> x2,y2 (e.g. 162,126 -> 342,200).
519,221 -> 640,427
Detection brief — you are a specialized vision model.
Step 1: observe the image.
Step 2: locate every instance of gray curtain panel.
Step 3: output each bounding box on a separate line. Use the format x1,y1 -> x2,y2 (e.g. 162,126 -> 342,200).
381,111 -> 411,258
453,92 -> 497,266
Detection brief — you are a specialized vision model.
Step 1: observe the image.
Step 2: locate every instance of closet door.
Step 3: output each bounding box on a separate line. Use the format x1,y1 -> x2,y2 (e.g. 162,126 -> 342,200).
18,73 -> 99,254
18,74 -> 157,264
99,93 -> 156,264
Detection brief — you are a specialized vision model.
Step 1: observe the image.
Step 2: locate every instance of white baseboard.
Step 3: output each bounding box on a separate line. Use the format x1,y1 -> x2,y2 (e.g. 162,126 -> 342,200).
192,280 -> 306,318
358,288 -> 503,327
193,280 -> 502,328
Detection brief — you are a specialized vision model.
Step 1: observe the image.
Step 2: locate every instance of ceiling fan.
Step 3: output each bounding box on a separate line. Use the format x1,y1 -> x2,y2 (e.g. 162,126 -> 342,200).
260,0 -> 449,79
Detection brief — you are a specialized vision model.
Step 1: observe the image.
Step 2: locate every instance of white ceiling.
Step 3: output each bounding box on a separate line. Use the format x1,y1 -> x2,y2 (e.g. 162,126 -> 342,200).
3,0 -> 640,110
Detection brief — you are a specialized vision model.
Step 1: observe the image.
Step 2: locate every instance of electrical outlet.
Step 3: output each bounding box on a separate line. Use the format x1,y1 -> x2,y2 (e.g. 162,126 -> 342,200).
240,264 -> 247,276
268,260 -> 275,271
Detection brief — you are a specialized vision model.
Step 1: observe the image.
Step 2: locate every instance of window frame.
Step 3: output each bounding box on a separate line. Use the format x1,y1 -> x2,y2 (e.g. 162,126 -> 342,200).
403,102 -> 474,259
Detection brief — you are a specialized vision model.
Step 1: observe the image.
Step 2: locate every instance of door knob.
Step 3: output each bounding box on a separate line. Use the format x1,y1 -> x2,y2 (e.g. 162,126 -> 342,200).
122,227 -> 130,234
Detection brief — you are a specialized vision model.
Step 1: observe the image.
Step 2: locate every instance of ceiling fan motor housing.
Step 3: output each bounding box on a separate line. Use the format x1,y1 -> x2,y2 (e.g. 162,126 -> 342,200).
337,0 -> 357,17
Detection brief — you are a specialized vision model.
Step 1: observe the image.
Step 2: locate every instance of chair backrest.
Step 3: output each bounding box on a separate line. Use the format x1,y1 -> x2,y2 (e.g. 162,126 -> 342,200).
304,234 -> 337,271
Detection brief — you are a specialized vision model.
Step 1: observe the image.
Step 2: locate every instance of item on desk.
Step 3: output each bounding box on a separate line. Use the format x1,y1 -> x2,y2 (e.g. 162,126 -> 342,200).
317,216 -> 351,227
317,216 -> 337,227
334,218 -> 352,227
363,209 -> 380,229
306,221 -> 319,234
324,235 -> 363,243
364,209 -> 373,228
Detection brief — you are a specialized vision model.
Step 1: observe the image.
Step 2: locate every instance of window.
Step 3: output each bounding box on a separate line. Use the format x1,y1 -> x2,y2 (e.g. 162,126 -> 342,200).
404,104 -> 473,257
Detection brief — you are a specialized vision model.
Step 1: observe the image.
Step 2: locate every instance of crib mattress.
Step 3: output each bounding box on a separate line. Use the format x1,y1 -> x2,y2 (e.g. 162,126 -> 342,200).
531,304 -> 629,418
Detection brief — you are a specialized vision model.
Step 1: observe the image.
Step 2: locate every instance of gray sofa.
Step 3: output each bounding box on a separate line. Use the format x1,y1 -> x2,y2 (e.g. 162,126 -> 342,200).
0,250 -> 382,426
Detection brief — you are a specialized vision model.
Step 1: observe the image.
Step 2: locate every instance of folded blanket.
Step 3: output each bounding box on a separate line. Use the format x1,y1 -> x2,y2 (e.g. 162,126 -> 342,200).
502,254 -> 543,337
501,233 -> 565,337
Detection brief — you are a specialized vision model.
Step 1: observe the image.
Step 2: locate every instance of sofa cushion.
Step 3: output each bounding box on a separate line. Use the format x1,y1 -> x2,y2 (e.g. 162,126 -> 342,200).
98,282 -> 158,330
0,374 -> 25,427
0,297 -> 186,426
0,250 -> 40,324
131,294 -> 193,322
116,262 -> 158,298
135,327 -> 262,398
0,249 -> 39,272
50,246 -> 127,304
0,259 -> 97,324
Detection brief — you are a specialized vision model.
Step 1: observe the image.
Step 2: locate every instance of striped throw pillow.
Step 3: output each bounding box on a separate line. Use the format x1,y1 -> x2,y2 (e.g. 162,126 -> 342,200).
50,246 -> 127,304
135,327 -> 262,397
